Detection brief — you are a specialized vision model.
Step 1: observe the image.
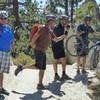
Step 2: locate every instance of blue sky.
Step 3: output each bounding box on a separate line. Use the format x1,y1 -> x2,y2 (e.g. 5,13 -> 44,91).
20,0 -> 100,7
33,0 -> 100,6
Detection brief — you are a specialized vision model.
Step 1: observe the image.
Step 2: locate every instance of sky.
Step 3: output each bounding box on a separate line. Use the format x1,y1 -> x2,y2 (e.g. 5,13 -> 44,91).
33,0 -> 100,6
20,0 -> 100,7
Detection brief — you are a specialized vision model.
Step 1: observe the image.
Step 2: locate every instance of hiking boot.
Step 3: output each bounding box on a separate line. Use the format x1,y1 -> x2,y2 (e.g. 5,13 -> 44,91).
15,64 -> 23,76
54,74 -> 60,81
37,84 -> 47,90
77,69 -> 81,75
0,88 -> 9,96
60,74 -> 71,81
82,69 -> 88,74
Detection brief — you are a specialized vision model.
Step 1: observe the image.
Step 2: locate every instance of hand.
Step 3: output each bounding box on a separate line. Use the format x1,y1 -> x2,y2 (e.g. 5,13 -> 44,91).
11,52 -> 17,58
61,35 -> 65,38
53,38 -> 58,42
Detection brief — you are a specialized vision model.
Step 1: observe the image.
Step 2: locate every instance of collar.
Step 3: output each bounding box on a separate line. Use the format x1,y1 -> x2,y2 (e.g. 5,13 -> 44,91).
58,23 -> 64,28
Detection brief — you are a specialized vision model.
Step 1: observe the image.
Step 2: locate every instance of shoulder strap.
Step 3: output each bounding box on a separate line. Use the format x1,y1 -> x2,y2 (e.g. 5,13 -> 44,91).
0,28 -> 3,37
0,31 -> 2,37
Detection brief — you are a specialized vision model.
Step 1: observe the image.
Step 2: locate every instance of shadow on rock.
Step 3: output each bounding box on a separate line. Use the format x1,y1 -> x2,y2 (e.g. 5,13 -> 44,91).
12,90 -> 58,100
47,80 -> 66,97
72,74 -> 95,85
0,95 -> 5,100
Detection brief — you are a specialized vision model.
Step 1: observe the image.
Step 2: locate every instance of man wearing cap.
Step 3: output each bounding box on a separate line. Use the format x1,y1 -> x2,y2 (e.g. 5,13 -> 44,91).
14,15 -> 64,90
76,15 -> 100,74
51,15 -> 71,81
0,11 -> 15,95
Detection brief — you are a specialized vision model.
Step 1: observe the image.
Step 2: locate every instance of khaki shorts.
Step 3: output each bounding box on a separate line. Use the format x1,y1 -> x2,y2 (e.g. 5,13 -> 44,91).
0,51 -> 10,73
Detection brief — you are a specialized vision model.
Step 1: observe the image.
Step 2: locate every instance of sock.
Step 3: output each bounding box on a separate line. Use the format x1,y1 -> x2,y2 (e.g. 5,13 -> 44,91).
82,67 -> 85,70
0,87 -> 2,89
55,73 -> 58,76
62,71 -> 65,75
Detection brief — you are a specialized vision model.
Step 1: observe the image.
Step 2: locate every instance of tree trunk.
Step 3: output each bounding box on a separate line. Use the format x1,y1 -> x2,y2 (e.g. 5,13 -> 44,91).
71,0 -> 74,24
75,0 -> 78,8
65,0 -> 69,16
13,0 -> 20,27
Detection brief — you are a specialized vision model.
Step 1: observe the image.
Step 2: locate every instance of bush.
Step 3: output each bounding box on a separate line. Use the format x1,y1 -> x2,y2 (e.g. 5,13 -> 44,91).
46,47 -> 54,64
13,53 -> 34,65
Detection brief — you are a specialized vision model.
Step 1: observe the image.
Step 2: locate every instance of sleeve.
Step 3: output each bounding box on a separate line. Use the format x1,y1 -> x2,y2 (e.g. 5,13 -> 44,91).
9,27 -> 14,41
48,27 -> 57,39
89,26 -> 95,33
49,29 -> 56,39
77,24 -> 83,32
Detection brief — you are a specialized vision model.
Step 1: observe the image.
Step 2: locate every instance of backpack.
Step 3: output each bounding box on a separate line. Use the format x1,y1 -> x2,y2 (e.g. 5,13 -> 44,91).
31,24 -> 39,39
29,24 -> 45,48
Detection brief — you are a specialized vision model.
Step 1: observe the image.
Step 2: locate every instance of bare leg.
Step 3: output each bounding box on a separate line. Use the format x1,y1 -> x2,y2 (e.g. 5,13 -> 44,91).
81,56 -> 88,74
61,57 -> 66,72
23,64 -> 39,70
82,56 -> 87,69
77,56 -> 81,70
53,59 -> 58,73
15,64 -> 40,76
0,73 -> 3,88
39,70 -> 45,84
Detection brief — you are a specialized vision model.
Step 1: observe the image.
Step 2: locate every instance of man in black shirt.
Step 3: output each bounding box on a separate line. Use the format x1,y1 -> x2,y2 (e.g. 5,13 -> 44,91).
52,15 -> 71,81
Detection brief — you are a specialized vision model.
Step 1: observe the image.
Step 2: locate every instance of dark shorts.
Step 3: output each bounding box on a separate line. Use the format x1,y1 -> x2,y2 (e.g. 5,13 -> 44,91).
34,49 -> 46,70
77,40 -> 89,56
52,46 -> 65,59
77,47 -> 88,56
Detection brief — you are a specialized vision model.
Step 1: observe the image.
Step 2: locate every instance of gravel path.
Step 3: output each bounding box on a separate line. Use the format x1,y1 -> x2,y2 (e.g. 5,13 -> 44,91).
0,64 -> 98,100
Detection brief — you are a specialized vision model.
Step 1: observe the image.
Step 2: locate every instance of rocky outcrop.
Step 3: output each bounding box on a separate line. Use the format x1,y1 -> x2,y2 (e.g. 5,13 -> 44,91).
88,82 -> 100,100
87,62 -> 100,100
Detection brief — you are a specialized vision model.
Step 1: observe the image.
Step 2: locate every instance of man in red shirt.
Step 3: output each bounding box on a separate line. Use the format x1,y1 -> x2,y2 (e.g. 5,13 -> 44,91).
15,15 -> 64,90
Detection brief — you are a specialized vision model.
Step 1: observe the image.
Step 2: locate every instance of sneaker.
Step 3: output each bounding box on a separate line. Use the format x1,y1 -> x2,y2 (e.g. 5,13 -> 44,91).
77,69 -> 81,75
0,88 -> 9,96
54,74 -> 60,81
37,84 -> 47,90
60,74 -> 71,81
15,64 -> 23,76
82,69 -> 88,74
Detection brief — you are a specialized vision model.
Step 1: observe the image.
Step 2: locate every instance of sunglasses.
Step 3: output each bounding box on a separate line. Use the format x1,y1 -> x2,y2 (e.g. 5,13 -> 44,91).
0,18 -> 7,20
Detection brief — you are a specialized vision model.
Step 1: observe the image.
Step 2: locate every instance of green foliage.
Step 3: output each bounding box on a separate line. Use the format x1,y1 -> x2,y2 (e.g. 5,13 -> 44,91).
14,29 -> 30,53
88,34 -> 100,39
13,47 -> 54,65
75,1 -> 100,24
46,47 -> 53,64
13,53 -> 34,65
8,15 -> 15,27
46,0 -> 58,14
87,1 -> 95,9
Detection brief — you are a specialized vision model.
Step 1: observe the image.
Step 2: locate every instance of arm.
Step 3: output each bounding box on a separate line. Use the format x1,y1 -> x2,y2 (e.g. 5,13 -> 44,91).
50,27 -> 67,42
55,30 -> 69,41
77,31 -> 85,35
92,32 -> 100,37
76,24 -> 85,35
29,31 -> 40,46
52,35 -> 65,42
89,26 -> 100,37
29,33 -> 33,42
11,40 -> 15,52
29,27 -> 45,46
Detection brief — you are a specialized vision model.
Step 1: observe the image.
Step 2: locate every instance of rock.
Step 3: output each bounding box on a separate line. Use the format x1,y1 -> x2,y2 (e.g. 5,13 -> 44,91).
88,82 -> 100,90
96,62 -> 100,80
88,81 -> 100,100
